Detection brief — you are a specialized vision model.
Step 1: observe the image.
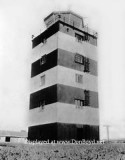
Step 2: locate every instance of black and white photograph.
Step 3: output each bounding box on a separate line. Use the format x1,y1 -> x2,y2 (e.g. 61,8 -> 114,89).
0,0 -> 125,159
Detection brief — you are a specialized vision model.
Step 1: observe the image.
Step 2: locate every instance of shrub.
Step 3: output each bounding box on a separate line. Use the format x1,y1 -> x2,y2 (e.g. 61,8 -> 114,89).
0,142 -> 125,160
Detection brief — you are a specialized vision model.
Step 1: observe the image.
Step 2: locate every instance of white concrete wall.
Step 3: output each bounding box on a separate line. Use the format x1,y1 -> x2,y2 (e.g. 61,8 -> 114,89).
31,33 -> 58,63
29,102 -> 99,126
29,103 -> 57,126
58,32 -> 97,61
30,66 -> 97,93
57,66 -> 98,92
57,102 -> 99,125
30,67 -> 58,93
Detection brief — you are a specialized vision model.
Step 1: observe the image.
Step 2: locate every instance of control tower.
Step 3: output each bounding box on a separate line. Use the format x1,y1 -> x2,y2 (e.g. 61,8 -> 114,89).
28,11 -> 99,141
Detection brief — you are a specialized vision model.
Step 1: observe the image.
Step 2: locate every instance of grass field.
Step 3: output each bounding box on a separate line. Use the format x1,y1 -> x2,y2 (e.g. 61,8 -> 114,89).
0,142 -> 125,160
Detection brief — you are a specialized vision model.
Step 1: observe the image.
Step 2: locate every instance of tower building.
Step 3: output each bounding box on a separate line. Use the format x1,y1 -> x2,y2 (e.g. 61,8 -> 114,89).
28,11 -> 99,141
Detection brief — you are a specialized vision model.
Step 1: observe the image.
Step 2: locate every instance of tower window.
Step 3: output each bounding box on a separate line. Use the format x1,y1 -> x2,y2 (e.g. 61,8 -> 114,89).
75,99 -> 85,109
84,34 -> 90,41
74,54 -> 90,73
66,28 -> 69,32
43,38 -> 47,44
58,14 -> 61,19
84,58 -> 90,72
84,90 -> 90,106
40,54 -> 47,65
75,53 -> 84,64
75,33 -> 83,43
40,75 -> 45,86
39,100 -> 45,111
75,90 -> 90,108
75,74 -> 83,84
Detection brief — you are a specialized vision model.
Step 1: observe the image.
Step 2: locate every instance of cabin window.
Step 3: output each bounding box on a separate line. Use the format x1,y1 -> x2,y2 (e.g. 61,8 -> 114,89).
75,33 -> 83,43
75,74 -> 83,84
39,100 -> 45,111
40,75 -> 45,86
84,90 -> 90,106
40,54 -> 47,65
75,53 -> 84,64
75,99 -> 85,109
84,58 -> 90,72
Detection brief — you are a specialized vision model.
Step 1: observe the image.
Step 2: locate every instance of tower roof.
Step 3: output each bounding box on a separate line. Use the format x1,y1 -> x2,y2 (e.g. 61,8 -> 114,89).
44,11 -> 84,29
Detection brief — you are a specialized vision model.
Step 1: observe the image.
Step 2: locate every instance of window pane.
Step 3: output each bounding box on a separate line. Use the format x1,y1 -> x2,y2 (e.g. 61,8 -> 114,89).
75,53 -> 84,64
75,33 -> 83,42
75,99 -> 78,108
84,58 -> 90,72
40,55 -> 47,65
40,75 -> 45,86
76,74 -> 83,84
77,100 -> 80,108
75,99 -> 85,109
84,90 -> 90,106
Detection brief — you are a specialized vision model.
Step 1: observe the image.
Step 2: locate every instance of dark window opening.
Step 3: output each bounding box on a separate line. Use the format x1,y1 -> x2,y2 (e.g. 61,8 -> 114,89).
84,90 -> 90,106
75,33 -> 83,43
67,28 -> 69,32
74,53 -> 90,73
40,54 -> 47,65
74,53 -> 84,64
39,100 -> 45,111
75,74 -> 83,84
74,53 -> 90,72
75,90 -> 90,108
75,32 -> 91,43
6,137 -> 10,142
75,99 -> 85,109
84,58 -> 90,72
40,75 -> 45,86
58,14 -> 61,19
43,38 -> 47,44
83,34 -> 90,41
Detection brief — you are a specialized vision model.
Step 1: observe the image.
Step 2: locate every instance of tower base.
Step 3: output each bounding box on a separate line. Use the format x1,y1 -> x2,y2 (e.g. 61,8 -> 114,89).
28,123 -> 99,141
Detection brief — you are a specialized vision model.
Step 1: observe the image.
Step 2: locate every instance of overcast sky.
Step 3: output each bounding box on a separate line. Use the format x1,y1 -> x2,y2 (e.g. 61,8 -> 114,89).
0,0 -> 125,140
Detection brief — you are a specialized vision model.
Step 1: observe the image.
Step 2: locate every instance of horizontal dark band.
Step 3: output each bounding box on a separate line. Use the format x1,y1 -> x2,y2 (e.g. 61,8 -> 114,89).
31,49 -> 58,77
28,122 -> 99,141
29,84 -> 98,109
31,49 -> 97,77
58,49 -> 97,76
32,21 -> 97,48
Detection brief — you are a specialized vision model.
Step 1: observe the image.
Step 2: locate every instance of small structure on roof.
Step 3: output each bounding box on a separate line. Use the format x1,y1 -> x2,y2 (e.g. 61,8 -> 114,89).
44,11 -> 84,29
0,130 -> 27,143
